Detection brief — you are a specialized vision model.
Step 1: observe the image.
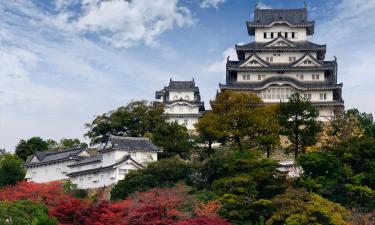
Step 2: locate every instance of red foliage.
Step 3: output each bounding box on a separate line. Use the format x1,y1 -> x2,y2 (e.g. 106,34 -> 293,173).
0,182 -> 230,225
194,200 -> 221,218
0,181 -> 73,209
177,217 -> 231,225
49,198 -> 89,225
126,186 -> 188,225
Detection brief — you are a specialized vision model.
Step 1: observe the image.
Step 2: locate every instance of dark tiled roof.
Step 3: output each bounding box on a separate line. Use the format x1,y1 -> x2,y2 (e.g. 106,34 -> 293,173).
168,79 -> 196,89
24,148 -> 86,167
248,8 -> 314,35
220,76 -> 343,91
68,155 -> 103,167
67,155 -> 143,177
236,39 -> 326,60
0,149 -> 5,154
101,136 -> 162,152
227,59 -> 336,72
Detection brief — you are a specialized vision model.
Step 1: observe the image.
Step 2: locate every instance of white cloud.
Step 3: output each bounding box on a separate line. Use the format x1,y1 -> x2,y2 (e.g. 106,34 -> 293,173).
52,0 -> 195,48
206,47 -> 238,73
257,1 -> 272,9
200,0 -> 226,9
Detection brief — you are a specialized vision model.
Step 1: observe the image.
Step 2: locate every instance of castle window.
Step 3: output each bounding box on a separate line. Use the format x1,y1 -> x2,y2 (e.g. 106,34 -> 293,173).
264,32 -> 267,38
285,32 -> 288,38
289,57 -> 296,62
266,57 -> 273,62
296,74 -> 304,80
271,33 -> 274,38
312,74 -> 320,80
278,32 -> 282,37
320,93 -> 327,100
258,74 -> 265,80
304,93 -> 312,100
185,95 -> 189,100
292,32 -> 296,38
247,74 -> 251,80
242,75 -> 246,80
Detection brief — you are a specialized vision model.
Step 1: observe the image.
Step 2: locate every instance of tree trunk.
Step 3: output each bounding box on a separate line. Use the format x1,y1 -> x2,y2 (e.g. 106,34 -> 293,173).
235,136 -> 243,152
266,146 -> 270,158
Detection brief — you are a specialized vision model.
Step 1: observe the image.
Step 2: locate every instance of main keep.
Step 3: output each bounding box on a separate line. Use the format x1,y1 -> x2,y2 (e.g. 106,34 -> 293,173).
220,6 -> 344,120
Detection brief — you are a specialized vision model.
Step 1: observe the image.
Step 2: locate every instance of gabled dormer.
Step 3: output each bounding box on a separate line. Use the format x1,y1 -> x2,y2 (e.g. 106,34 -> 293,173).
239,53 -> 270,67
292,54 -> 323,67
265,36 -> 297,48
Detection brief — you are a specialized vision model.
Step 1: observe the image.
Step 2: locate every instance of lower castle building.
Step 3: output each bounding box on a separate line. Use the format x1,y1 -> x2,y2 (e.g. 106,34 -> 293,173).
24,136 -> 161,189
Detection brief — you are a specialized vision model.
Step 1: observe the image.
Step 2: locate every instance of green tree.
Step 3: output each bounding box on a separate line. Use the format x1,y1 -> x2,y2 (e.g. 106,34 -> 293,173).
0,201 -> 54,225
278,93 -> 322,158
85,100 -> 164,145
111,157 -> 190,200
264,188 -> 350,225
15,137 -> 49,161
319,110 -> 364,149
253,105 -> 281,158
347,108 -> 375,137
152,122 -> 193,159
195,112 -> 222,154
59,138 -> 88,149
189,149 -> 287,224
296,137 -> 375,209
0,154 -> 26,186
210,91 -> 262,152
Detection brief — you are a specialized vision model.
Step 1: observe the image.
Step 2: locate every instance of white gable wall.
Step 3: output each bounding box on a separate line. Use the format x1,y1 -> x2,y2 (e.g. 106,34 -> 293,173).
25,160 -> 75,183
168,91 -> 195,101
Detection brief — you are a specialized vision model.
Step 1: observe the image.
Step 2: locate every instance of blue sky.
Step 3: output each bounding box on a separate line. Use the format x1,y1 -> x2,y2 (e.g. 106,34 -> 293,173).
1,0 -> 375,151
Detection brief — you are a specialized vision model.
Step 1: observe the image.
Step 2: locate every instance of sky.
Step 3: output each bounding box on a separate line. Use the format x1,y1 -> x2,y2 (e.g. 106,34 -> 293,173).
1,0 -> 375,151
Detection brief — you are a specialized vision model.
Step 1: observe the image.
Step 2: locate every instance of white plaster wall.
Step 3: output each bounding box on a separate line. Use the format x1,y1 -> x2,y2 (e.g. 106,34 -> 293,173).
237,71 -> 325,82
167,117 -> 198,130
255,25 -> 307,42
25,160 -> 74,183
130,152 -> 158,164
70,163 -> 140,189
102,150 -> 128,167
168,91 -> 195,101
165,104 -> 199,114
318,107 -> 335,121
261,90 -> 333,103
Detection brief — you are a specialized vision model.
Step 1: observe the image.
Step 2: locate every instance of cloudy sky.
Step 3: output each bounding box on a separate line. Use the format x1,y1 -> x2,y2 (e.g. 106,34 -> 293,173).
1,0 -> 375,151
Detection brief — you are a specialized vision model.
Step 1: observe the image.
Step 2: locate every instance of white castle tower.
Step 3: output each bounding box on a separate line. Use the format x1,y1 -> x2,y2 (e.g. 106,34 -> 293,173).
220,6 -> 344,121
156,78 -> 205,130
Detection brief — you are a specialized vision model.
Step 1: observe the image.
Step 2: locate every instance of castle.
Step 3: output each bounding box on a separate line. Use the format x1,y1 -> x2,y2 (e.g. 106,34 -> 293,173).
25,6 -> 344,189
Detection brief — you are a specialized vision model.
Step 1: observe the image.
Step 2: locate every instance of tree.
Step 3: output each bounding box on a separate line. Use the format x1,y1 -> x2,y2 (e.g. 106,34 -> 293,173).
263,188 -> 350,225
59,138 -> 88,149
253,105 -> 281,157
177,218 -> 231,225
0,201 -> 54,225
347,108 -> 375,137
111,157 -> 191,200
0,154 -> 26,186
189,149 -> 287,224
15,137 -> 49,161
210,91 -> 262,152
152,122 -> 193,159
319,110 -> 364,149
126,186 -> 188,224
0,181 -> 74,210
296,137 -> 375,210
85,100 -> 164,145
195,112 -> 222,153
278,93 -> 322,158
